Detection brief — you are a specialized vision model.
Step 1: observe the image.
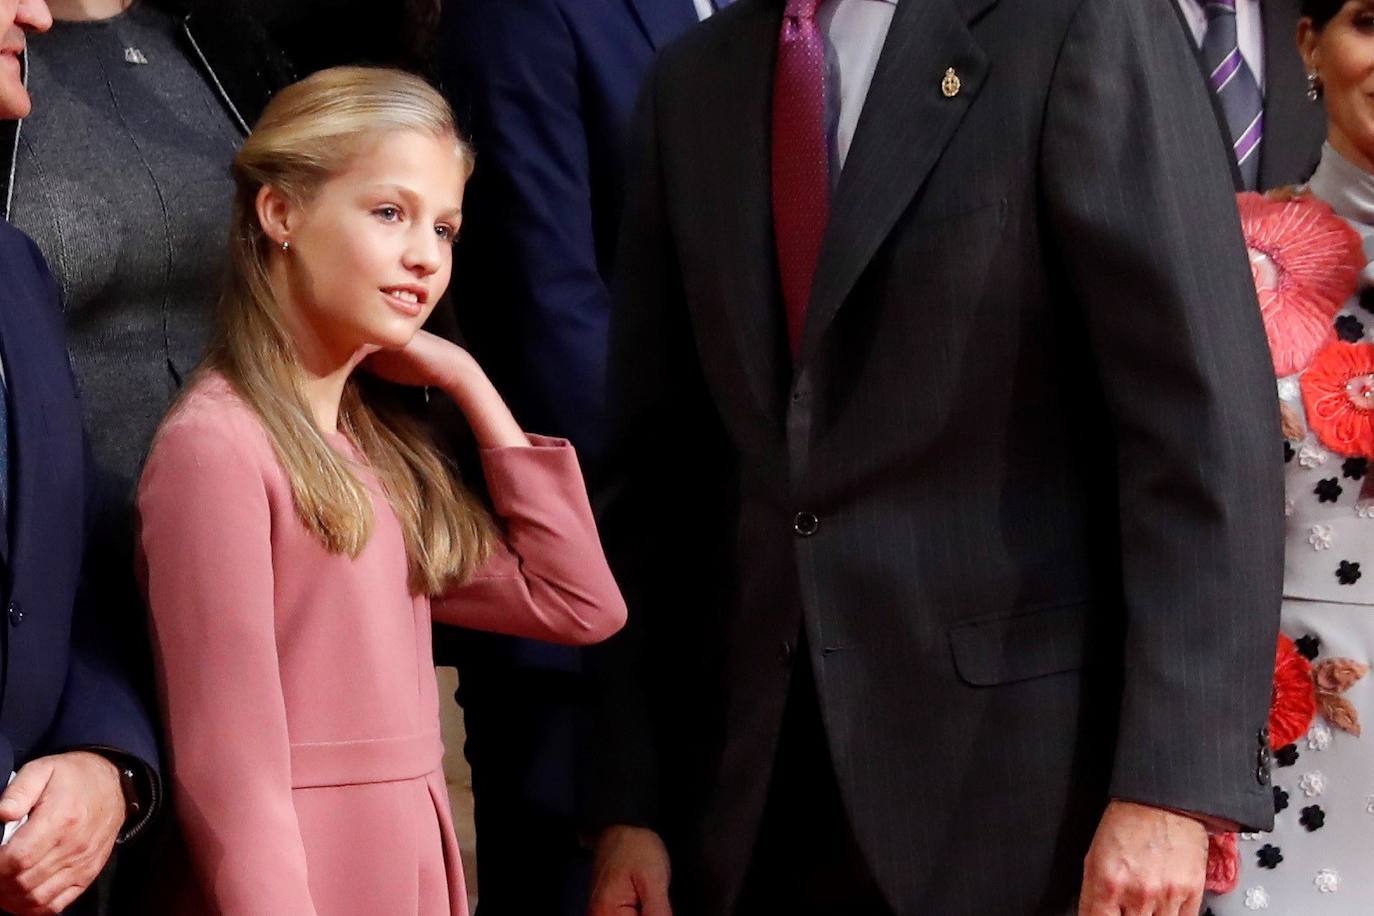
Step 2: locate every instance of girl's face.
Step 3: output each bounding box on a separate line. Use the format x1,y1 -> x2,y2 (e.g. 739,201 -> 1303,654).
264,128 -> 466,367
1302,2 -> 1374,172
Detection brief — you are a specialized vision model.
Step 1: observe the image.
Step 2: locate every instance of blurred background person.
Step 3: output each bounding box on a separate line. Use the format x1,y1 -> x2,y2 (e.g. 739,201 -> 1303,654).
5,0 -> 293,908
430,1 -> 710,912
0,2 -> 162,915
1173,0 -> 1324,188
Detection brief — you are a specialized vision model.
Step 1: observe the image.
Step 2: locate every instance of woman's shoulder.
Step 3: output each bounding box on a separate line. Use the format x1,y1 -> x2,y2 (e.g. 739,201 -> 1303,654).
146,370 -> 274,467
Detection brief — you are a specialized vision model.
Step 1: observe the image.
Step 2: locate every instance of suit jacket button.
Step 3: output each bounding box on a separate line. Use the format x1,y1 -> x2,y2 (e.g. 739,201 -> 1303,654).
793,512 -> 819,537
7,602 -> 22,626
1256,764 -> 1271,786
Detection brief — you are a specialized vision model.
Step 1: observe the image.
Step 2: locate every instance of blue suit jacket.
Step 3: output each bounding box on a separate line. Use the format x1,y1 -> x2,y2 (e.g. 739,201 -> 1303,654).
435,0 -> 700,673
0,221 -> 158,794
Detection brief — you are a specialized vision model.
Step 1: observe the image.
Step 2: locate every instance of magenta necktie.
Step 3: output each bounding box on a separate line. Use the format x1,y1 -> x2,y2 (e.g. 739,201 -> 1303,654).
771,0 -> 830,360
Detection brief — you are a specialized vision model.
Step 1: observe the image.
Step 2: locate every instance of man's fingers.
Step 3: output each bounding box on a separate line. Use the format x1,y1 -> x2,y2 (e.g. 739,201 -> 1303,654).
0,762 -> 51,825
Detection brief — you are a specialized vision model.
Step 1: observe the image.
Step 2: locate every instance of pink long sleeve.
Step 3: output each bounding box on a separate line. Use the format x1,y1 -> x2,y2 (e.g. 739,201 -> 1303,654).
431,435 -> 627,643
138,411 -> 319,915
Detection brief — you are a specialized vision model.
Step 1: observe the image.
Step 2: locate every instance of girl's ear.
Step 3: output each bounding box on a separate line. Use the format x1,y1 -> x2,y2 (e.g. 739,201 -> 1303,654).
256,184 -> 297,249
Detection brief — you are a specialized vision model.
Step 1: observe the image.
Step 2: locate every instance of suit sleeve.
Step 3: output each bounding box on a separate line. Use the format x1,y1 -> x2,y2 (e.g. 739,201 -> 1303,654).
439,0 -> 611,457
137,418 -> 318,914
29,238 -> 161,835
431,436 -> 626,644
1042,0 -> 1284,829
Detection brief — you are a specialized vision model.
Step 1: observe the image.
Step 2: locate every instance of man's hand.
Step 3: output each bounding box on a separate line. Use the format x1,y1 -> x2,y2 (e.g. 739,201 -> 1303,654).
588,825 -> 672,916
0,751 -> 124,915
1079,799 -> 1209,916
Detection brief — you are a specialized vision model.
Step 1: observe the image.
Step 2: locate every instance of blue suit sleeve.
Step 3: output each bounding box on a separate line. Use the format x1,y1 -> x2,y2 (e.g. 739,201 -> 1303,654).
441,0 -> 611,459
25,238 -> 161,836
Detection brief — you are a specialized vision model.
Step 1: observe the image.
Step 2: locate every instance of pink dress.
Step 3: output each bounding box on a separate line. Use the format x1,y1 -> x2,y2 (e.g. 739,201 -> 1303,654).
136,372 -> 626,915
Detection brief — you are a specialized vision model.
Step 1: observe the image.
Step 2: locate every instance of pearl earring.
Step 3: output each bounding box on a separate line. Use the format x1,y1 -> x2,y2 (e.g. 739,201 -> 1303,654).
1307,71 -> 1322,102
281,240 -> 291,252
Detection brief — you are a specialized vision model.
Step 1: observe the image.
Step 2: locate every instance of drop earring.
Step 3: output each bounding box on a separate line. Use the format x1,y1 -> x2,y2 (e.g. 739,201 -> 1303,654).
1307,71 -> 1322,102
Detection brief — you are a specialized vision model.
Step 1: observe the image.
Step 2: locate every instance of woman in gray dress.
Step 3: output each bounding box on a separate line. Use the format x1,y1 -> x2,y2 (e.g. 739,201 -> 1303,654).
9,0 -> 291,505
1205,1 -> 1374,911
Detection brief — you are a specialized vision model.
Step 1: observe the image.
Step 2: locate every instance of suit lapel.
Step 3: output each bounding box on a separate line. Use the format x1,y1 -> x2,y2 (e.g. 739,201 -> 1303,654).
798,0 -> 994,367
0,260 -> 44,569
626,0 -> 702,49
688,1 -> 790,424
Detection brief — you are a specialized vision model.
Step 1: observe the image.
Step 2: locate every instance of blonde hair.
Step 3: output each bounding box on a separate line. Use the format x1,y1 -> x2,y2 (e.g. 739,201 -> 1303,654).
202,66 -> 494,594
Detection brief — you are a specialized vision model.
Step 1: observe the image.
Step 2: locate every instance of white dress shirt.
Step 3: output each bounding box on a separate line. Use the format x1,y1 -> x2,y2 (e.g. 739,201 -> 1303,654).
821,0 -> 899,172
1179,0 -> 1266,90
693,0 -> 714,22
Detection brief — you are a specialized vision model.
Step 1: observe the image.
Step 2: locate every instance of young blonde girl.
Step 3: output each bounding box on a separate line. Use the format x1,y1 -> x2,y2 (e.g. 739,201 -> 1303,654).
136,67 -> 626,915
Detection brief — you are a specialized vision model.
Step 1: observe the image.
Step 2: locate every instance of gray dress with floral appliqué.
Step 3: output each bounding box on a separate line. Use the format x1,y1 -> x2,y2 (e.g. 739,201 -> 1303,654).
1208,145 -> 1374,914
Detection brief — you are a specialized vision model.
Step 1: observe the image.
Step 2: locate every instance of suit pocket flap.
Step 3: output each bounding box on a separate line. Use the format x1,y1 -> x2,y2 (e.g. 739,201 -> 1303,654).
949,600 -> 1092,687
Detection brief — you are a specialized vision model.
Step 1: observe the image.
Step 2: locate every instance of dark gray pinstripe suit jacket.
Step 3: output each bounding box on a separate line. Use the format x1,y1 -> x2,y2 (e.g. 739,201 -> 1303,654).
588,0 -> 1286,912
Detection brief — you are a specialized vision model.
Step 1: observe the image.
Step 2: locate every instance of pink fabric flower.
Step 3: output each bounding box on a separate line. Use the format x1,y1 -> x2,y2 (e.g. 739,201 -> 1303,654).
1271,633 -> 1317,750
1205,832 -> 1239,895
1238,192 -> 1364,377
1302,341 -> 1374,458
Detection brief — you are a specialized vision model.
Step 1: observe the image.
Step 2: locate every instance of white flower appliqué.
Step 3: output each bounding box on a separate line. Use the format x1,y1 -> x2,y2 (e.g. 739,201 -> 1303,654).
1244,886 -> 1270,910
1279,378 -> 1301,401
1309,524 -> 1335,551
1300,771 -> 1326,798
1315,869 -> 1340,894
1300,444 -> 1330,469
1308,722 -> 1333,751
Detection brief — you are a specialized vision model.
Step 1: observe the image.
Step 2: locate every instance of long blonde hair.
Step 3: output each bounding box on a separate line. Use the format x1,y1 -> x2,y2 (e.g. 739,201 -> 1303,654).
203,66 -> 494,595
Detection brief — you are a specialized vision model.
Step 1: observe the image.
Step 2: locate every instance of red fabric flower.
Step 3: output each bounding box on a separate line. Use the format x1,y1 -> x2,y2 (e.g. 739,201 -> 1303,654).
1237,192 -> 1364,377
1271,633 -> 1318,749
1205,832 -> 1239,895
1301,341 -> 1374,458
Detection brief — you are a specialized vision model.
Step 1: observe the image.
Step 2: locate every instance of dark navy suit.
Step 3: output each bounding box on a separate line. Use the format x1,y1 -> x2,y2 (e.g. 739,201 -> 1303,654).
431,1 -> 699,912
0,221 -> 159,912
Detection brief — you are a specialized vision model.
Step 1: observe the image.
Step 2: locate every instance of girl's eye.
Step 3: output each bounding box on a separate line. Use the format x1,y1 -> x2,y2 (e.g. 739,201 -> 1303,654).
375,206 -> 401,221
435,224 -> 455,242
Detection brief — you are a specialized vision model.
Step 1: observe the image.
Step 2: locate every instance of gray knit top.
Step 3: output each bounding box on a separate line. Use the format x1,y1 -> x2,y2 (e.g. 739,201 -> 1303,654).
11,1 -> 242,501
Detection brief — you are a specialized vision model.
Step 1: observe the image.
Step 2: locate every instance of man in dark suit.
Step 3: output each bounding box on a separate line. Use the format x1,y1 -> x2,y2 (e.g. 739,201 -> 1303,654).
586,0 -> 1285,914
430,2 -> 704,912
0,3 -> 160,914
1174,0 -> 1325,190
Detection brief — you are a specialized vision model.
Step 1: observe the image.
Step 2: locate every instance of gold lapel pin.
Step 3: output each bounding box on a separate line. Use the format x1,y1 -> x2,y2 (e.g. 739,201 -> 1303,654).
941,67 -> 961,99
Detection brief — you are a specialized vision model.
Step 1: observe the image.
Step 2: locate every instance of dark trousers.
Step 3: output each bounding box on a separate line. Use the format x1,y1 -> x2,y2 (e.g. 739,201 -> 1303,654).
734,646 -> 893,916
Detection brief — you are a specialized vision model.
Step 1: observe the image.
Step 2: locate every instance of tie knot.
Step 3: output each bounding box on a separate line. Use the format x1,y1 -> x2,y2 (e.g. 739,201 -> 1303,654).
1203,0 -> 1236,16
784,0 -> 821,20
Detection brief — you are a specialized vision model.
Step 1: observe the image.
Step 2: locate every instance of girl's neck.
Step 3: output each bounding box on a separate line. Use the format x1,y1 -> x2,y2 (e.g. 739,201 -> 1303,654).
47,0 -> 133,22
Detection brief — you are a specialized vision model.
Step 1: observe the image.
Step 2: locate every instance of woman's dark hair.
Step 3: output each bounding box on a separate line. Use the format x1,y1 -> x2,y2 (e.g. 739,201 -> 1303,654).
1302,0 -> 1350,29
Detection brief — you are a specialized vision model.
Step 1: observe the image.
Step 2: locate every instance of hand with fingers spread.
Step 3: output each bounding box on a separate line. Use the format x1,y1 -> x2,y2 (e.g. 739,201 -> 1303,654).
587,825 -> 672,916
1078,800 -> 1209,916
0,751 -> 124,916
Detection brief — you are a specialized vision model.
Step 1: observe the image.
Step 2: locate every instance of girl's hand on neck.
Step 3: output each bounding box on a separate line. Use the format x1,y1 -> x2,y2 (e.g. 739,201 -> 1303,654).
364,331 -> 529,449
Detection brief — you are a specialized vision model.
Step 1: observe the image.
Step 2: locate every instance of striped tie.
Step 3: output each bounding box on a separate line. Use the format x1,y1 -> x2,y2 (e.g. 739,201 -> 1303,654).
1200,0 -> 1263,189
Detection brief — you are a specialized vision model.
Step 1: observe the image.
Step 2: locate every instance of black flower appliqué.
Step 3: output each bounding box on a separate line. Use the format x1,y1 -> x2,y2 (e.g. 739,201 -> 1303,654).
1300,805 -> 1326,831
1345,457 -> 1369,480
1338,560 -> 1363,585
1256,844 -> 1284,869
1360,286 -> 1374,314
1337,314 -> 1367,342
1275,745 -> 1300,768
1317,478 -> 1344,502
1296,634 -> 1322,660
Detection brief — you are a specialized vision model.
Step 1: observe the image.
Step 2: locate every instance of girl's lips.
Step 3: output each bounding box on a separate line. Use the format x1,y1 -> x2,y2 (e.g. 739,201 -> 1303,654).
382,290 -> 423,317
